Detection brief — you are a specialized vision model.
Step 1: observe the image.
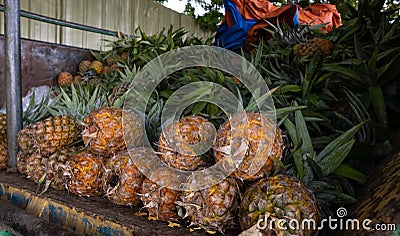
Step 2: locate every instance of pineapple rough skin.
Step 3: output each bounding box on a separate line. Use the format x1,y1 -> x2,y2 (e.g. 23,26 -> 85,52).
214,112 -> 284,181
158,116 -> 214,171
140,168 -> 182,221
0,139 -> 7,170
239,174 -> 320,236
64,151 -> 105,197
17,116 -> 80,156
178,176 -> 241,232
102,149 -> 148,206
82,107 -> 143,158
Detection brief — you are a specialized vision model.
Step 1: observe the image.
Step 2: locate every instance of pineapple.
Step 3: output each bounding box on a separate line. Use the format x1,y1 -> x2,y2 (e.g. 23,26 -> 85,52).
90,60 -> 104,74
177,176 -> 241,232
158,116 -> 214,171
239,174 -> 319,236
63,150 -> 104,197
79,60 -> 91,73
73,75 -> 82,85
105,54 -> 122,66
102,66 -> 111,76
293,38 -> 333,58
17,116 -> 80,156
102,148 -> 148,206
57,72 -> 74,87
140,167 -> 182,221
108,82 -> 131,106
16,151 -> 47,183
0,112 -> 6,138
0,113 -> 6,170
82,107 -> 143,158
0,139 -> 7,170
46,146 -> 80,190
213,112 -> 284,181
120,52 -> 128,63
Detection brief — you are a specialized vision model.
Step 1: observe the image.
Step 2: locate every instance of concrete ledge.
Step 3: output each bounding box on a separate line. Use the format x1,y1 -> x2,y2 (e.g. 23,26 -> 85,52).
0,200 -> 75,236
0,171 -> 238,235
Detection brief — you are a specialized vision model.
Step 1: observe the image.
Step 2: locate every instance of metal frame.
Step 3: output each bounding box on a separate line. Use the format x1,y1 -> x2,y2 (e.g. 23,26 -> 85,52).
0,4 -> 131,38
4,0 -> 22,170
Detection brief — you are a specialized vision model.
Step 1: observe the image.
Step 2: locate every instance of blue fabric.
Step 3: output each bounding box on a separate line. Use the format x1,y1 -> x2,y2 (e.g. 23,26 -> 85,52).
292,7 -> 300,26
214,0 -> 301,51
214,0 -> 257,51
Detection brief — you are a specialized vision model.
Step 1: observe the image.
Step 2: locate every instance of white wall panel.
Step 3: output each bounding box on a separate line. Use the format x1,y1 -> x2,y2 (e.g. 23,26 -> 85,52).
0,0 -> 210,50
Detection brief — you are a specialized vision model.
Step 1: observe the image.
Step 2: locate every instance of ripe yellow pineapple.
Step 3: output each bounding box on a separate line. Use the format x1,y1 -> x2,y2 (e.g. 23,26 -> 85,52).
90,60 -> 104,74
79,60 -> 91,73
17,116 -> 80,156
140,167 -> 182,221
158,116 -> 214,171
0,139 -> 7,170
214,112 -> 284,181
178,176 -> 241,232
239,174 -> 320,236
57,72 -> 74,87
293,38 -> 333,58
82,107 -> 143,158
63,150 -> 104,197
102,148 -> 148,206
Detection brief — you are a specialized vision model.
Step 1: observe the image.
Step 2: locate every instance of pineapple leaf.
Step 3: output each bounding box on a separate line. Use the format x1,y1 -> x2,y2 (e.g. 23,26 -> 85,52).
295,103 -> 313,155
318,139 -> 355,176
293,149 -> 304,181
368,85 -> 388,128
283,118 -> 297,145
333,164 -> 367,184
276,106 -> 306,120
315,122 -> 364,163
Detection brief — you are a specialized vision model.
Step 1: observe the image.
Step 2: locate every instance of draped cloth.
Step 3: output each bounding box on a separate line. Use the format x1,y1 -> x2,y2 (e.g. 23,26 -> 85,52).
214,0 -> 341,51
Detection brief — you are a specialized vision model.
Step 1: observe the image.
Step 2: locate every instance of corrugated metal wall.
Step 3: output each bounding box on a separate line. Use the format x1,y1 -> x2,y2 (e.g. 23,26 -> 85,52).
0,0 -> 210,50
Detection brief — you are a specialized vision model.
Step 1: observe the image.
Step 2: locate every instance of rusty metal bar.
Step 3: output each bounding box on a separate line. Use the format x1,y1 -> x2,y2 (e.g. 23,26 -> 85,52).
4,0 -> 22,171
0,4 -> 134,38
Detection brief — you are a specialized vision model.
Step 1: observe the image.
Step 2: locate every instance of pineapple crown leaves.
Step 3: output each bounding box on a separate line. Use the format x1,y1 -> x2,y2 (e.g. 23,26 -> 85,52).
281,107 -> 367,209
46,83 -> 107,122
23,91 -> 52,126
263,19 -> 329,47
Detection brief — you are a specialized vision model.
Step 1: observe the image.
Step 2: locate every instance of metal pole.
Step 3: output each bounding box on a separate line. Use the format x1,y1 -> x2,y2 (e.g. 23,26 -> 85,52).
4,0 -> 22,171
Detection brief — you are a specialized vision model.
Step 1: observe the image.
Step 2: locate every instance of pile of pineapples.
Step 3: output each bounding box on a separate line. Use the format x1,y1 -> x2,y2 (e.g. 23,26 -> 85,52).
2,1 -> 399,234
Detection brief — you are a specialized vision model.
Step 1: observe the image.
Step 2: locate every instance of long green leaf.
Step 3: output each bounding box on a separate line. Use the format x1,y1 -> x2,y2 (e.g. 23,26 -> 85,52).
293,150 -> 304,181
368,85 -> 388,128
295,105 -> 313,155
319,140 -> 355,176
276,106 -> 306,119
333,164 -> 367,184
284,118 -> 297,145
315,122 -> 364,163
